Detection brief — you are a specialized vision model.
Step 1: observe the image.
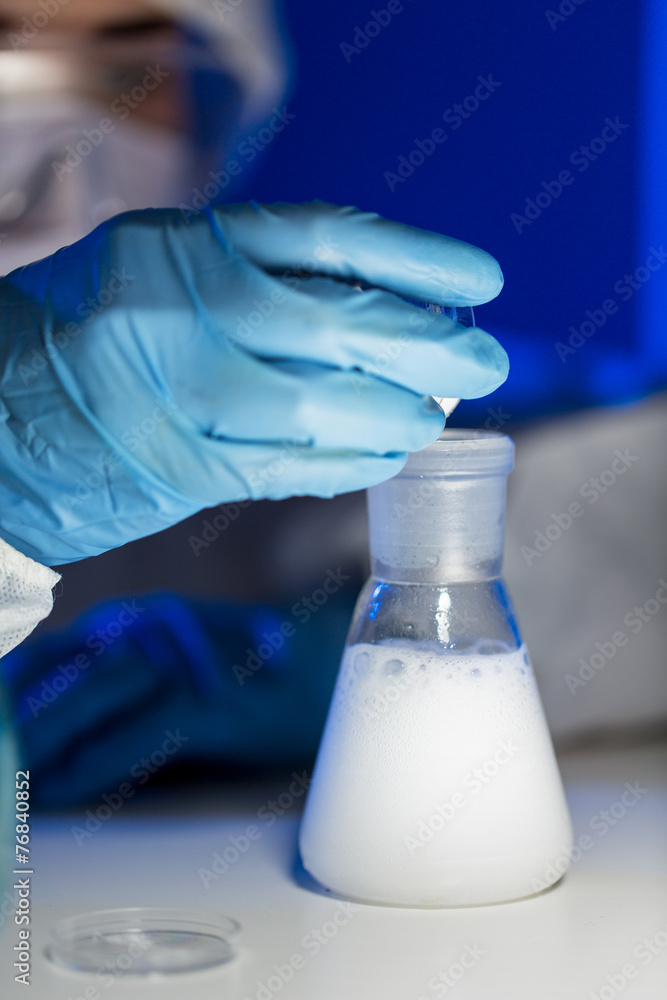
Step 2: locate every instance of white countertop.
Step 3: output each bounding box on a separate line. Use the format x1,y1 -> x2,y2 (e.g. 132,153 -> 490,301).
2,739 -> 666,999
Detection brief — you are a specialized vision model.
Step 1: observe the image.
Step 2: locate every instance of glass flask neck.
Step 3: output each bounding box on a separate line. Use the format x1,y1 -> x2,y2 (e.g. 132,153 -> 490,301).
367,431 -> 514,585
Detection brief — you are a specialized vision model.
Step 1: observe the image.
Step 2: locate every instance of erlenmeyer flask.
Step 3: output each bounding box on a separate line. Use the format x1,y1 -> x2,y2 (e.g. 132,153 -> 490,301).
299,431 -> 572,906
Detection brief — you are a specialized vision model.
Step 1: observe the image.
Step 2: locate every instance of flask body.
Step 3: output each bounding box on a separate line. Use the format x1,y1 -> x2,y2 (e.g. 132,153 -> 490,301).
299,432 -> 573,906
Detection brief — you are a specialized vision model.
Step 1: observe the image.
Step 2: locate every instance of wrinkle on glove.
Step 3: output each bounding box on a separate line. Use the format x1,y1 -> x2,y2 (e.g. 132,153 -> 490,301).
0,202 -> 507,565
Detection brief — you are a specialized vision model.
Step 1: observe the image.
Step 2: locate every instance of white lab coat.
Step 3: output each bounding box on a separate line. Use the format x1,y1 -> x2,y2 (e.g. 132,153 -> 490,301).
0,539 -> 59,658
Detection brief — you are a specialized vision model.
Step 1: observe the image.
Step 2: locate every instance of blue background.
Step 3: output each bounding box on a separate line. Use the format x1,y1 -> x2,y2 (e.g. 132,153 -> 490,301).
230,0 -> 666,423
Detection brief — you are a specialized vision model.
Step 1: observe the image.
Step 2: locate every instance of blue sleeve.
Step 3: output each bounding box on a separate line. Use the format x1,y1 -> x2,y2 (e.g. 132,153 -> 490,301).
1,591 -> 354,805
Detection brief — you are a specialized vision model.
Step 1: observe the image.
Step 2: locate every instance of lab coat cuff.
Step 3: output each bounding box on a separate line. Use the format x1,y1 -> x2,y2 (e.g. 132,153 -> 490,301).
0,536 -> 60,657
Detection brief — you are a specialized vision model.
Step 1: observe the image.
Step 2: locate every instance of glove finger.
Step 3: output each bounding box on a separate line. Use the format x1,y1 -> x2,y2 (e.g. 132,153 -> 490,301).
143,431 -> 411,503
79,212 -> 506,402
210,441 -> 411,502
195,268 -> 508,400
211,201 -> 504,307
175,349 -> 446,454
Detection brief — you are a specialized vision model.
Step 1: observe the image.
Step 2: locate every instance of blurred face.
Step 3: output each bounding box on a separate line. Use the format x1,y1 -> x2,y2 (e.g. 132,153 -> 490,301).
0,0 -> 185,131
0,0 -> 169,38
0,0 -> 243,266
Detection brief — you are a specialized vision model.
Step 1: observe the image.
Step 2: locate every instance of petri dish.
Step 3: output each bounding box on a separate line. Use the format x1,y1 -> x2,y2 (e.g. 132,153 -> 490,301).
47,907 -> 241,976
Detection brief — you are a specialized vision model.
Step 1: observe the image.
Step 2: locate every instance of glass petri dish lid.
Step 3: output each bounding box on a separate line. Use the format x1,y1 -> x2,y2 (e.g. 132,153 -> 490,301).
47,907 -> 241,976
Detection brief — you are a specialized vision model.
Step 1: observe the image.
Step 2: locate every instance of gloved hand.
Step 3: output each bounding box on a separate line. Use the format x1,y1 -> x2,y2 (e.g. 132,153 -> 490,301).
0,201 -> 507,565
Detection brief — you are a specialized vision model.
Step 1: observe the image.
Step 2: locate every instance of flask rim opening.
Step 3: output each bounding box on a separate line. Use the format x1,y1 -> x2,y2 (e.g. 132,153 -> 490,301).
394,429 -> 514,478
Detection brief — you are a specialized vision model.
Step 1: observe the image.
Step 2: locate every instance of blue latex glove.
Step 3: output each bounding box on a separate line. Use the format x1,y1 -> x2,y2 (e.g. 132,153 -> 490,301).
0,201 -> 506,565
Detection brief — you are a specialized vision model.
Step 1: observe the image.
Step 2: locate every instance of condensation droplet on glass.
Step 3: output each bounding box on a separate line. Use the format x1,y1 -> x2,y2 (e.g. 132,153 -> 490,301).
384,658 -> 404,676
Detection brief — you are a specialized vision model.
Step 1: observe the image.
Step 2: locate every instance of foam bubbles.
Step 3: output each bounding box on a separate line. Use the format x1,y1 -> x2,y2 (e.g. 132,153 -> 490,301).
300,640 -> 572,906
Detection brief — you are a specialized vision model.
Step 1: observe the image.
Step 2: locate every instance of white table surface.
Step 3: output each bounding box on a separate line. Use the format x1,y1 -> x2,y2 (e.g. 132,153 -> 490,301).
2,739 -> 666,999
